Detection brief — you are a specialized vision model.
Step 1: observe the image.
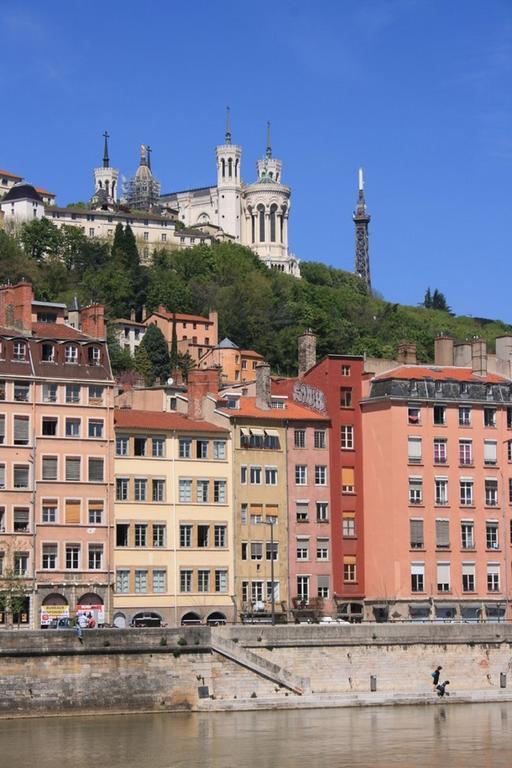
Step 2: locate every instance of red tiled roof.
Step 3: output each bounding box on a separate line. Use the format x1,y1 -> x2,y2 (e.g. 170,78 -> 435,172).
0,169 -> 22,180
35,187 -> 55,198
147,310 -> 212,324
111,318 -> 147,327
241,350 -> 264,358
31,323 -> 92,341
115,409 -> 227,432
373,365 -> 508,384
217,396 -> 329,422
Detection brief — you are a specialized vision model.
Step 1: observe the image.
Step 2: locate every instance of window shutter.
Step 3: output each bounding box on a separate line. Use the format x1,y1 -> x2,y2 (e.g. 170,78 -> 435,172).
0,415 -> 5,441
483,441 -> 497,463
342,468 -> 355,486
462,562 -> 475,576
14,416 -> 29,443
42,457 -> 58,480
0,464 -> 5,488
343,555 -> 356,565
437,563 -> 450,584
88,458 -> 104,482
435,519 -> 450,547
65,457 -> 81,482
65,500 -> 81,524
408,437 -> 422,460
411,562 -> 424,576
318,575 -> 330,589
410,519 -> 424,546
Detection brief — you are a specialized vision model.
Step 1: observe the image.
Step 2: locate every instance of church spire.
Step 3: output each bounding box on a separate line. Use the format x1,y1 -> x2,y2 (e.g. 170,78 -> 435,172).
266,121 -> 272,159
353,167 -> 371,292
103,130 -> 110,168
225,106 -> 232,145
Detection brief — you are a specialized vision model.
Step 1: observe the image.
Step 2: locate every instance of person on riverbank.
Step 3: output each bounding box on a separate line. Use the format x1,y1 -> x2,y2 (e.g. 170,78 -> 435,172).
436,681 -> 450,697
431,666 -> 442,686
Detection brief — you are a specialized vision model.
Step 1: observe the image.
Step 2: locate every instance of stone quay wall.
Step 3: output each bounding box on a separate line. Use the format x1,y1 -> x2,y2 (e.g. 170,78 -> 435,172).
1,624 -> 512,717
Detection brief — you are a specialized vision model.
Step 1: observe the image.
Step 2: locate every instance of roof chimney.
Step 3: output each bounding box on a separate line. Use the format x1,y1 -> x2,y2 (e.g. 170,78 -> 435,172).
434,334 -> 454,366
471,338 -> 487,377
454,342 -> 472,367
0,281 -> 33,333
79,304 -> 105,339
187,367 -> 219,420
298,329 -> 317,377
255,363 -> 271,410
396,342 -> 416,365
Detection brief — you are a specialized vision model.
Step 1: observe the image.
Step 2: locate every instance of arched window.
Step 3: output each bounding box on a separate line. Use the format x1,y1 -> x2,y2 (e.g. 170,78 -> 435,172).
112,180 -> 116,197
228,158 -> 233,177
235,158 -> 239,178
181,611 -> 202,625
221,158 -> 225,178
105,180 -> 110,196
270,204 -> 277,242
251,214 -> 255,243
258,204 -> 265,242
280,211 -> 284,242
98,180 -> 102,189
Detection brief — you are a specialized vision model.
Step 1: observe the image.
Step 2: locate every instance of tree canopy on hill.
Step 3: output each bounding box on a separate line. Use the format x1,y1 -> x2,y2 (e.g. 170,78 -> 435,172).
1,220 -> 511,374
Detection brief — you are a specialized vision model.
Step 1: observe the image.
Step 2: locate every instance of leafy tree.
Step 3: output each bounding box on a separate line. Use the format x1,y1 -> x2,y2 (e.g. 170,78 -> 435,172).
20,217 -> 62,262
107,327 -> 134,376
0,230 -> 41,284
0,567 -> 29,629
134,343 -> 154,386
140,323 -> 170,384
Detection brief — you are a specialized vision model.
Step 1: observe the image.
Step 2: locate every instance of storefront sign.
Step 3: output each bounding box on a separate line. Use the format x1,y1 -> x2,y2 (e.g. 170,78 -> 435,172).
40,605 -> 70,627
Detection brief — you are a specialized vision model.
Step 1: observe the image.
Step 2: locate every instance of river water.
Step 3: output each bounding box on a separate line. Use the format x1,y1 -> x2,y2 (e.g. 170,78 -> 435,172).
0,703 -> 510,768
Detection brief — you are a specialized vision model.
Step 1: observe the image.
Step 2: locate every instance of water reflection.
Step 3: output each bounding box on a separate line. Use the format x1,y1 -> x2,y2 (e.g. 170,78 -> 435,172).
0,703 -> 511,768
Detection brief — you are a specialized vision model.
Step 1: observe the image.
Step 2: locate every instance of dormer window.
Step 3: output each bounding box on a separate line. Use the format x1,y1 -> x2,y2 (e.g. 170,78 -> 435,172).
13,341 -> 26,361
42,343 -> 54,362
65,345 -> 78,364
88,346 -> 101,366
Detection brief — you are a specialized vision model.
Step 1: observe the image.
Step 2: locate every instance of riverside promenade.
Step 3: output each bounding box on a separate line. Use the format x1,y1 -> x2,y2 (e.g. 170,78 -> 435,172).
1,624 -> 512,717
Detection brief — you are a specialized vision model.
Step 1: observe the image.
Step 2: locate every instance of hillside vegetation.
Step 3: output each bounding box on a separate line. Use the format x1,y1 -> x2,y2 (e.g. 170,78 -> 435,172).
1,220 -> 510,375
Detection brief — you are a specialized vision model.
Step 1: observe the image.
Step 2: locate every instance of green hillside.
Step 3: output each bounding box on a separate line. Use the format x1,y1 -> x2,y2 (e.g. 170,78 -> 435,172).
1,221 -> 510,375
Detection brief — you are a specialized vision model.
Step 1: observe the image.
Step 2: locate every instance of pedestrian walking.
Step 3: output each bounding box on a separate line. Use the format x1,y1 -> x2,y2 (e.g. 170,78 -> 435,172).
431,666 -> 442,686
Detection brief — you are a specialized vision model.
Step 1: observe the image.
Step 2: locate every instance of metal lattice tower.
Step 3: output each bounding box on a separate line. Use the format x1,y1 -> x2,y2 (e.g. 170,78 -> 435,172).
353,168 -> 371,292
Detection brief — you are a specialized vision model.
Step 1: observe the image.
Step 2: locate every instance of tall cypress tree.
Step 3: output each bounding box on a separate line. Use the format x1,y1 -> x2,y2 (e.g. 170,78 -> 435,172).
170,312 -> 179,372
140,323 -> 170,384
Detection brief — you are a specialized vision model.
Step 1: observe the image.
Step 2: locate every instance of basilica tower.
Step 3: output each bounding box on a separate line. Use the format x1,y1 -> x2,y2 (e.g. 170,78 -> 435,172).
215,107 -> 242,240
353,168 -> 371,292
93,131 -> 119,205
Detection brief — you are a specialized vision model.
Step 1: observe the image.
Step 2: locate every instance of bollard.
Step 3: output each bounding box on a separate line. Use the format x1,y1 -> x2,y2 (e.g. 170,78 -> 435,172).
500,673 -> 506,689
370,675 -> 377,692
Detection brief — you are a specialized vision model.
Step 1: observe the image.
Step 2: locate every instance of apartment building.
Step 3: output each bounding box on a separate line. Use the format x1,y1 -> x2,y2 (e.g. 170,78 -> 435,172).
0,282 -> 114,628
362,347 -> 512,623
113,408 -> 233,627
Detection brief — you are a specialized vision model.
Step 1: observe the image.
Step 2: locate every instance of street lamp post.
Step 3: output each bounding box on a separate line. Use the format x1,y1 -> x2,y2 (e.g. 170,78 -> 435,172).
261,517 -> 276,626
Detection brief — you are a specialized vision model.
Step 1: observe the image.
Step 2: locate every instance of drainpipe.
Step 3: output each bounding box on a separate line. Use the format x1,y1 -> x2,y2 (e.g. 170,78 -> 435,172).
106,386 -> 114,625
172,430 -> 178,626
284,419 -> 290,623
31,426 -> 37,630
231,418 -> 238,624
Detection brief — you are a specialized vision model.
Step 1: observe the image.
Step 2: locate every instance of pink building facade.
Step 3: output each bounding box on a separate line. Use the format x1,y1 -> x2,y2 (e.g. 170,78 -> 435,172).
362,364 -> 512,623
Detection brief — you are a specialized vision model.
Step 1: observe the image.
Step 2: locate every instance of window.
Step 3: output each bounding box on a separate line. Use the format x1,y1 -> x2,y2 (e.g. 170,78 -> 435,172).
341,425 -> 354,449
295,465 -> 307,485
14,382 -> 29,402
314,430 -> 326,449
486,521 -> 499,549
342,467 -> 355,493
0,381 -> 4,400
65,345 -> 78,364
316,502 -> 329,522
294,429 -> 306,449
12,415 -> 29,446
152,479 -> 165,502
318,575 -> 330,599
459,440 -> 472,465
88,386 -> 104,404
180,570 -> 192,593
116,478 -> 128,501
240,503 -> 248,525
408,407 -> 420,425
179,439 -> 191,458
213,440 -> 226,460
343,556 -> 357,583
240,465 -> 247,484
197,479 -> 209,502
214,525 -> 227,548
484,440 -> 497,466
316,538 -> 329,560
135,570 -> 148,593
433,438 -> 447,465
42,456 -> 58,481
13,342 -> 26,361
134,437 -> 147,456
214,479 -> 226,503
42,417 -> 57,436
437,562 -> 451,592
0,415 -> 4,445
266,541 -> 279,561
485,479 -> 498,507
134,478 -> 147,501
88,501 -> 103,525
342,512 -> 356,537
13,508 -> 30,532
433,405 -> 445,425
179,479 -> 192,502
41,543 -> 57,570
88,544 -> 103,570
215,569 -> 228,593
14,552 -> 29,576
408,437 -> 422,464
88,346 -> 101,366
180,524 -> 192,548
250,466 -> 262,485
296,539 -> 309,560
88,420 -> 103,438
42,502 -> 57,523
152,569 -> 166,593
341,364 -> 351,376
484,407 -> 496,427
65,418 -> 81,438
65,384 -> 80,404
251,542 -> 263,560
116,570 -> 129,593
134,524 -> 147,547
461,522 -> 474,549
297,575 -> 310,603
116,524 -> 129,547
116,436 -> 128,456
435,519 -> 450,549
265,467 -> 277,485
315,465 -> 327,485
152,437 -> 165,457
0,465 -> 4,490
198,570 -> 210,592
43,383 -> 58,403
65,545 -> 80,570
88,458 -> 104,482
340,387 -> 352,408
460,480 -> 473,506
264,432 -> 280,449
435,477 -> 448,505
13,465 -> 29,488
198,525 -> 209,547
462,562 -> 475,592
409,477 -> 423,505
411,562 -> 425,592
459,406 -> 471,426
65,499 -> 80,524
410,518 -> 424,548
196,440 -> 209,459
508,441 -> 512,463
296,502 -> 309,522
487,563 -> 500,592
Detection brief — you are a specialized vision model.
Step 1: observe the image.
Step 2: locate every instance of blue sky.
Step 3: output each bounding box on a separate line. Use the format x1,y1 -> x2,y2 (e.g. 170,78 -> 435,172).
2,1 -> 512,320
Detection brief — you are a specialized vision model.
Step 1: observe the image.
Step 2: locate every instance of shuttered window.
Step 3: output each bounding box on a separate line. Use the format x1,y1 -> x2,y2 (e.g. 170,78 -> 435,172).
65,457 -> 81,482
0,464 -> 5,489
0,415 -> 5,443
13,416 -> 29,445
435,519 -> 450,548
483,440 -> 497,465
408,437 -> 422,463
88,458 -> 104,482
437,562 -> 451,591
65,500 -> 81,524
410,519 -> 424,548
42,456 -> 58,481
342,467 -> 355,493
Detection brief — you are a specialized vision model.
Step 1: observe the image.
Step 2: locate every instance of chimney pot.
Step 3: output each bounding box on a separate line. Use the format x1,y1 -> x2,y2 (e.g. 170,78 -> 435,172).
255,363 -> 271,410
298,329 -> 317,377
